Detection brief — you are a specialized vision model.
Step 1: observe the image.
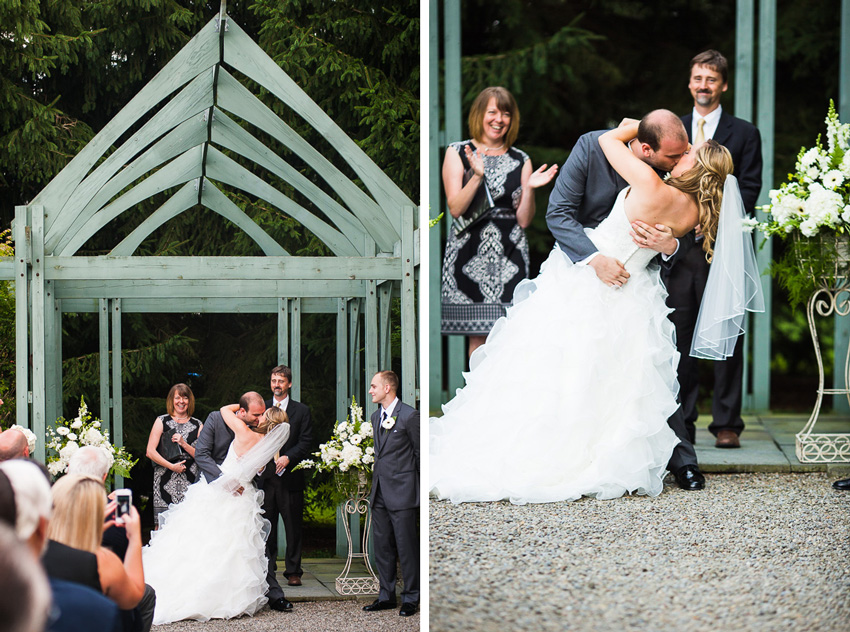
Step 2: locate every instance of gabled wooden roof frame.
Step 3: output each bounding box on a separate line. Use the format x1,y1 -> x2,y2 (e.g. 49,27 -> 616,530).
3,7 -> 419,465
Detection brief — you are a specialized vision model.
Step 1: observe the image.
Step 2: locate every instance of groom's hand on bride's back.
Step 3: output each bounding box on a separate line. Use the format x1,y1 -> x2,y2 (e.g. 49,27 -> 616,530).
630,220 -> 678,256
589,254 -> 630,288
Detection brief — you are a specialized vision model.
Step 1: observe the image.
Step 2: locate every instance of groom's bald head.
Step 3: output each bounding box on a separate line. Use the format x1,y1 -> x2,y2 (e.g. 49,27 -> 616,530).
635,109 -> 689,172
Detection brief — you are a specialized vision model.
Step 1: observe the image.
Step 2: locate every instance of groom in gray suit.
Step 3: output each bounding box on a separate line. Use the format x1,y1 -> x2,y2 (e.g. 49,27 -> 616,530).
362,370 -> 420,617
546,109 -> 705,490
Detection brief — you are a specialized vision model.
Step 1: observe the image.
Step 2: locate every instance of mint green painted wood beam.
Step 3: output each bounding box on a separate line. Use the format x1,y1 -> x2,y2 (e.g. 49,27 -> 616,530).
752,0 -> 776,412
0,258 -> 15,279
57,297 -> 342,314
428,0 -> 442,407
33,18 -> 221,217
349,299 -> 362,408
443,0 -> 466,404
337,298 -> 348,426
735,0 -> 755,122
834,0 -> 850,413
291,298 -> 302,402
53,279 -> 368,300
111,299 -> 124,490
210,109 -> 366,249
43,282 -> 58,426
99,299 -> 111,431
14,207 -> 29,429
277,298 -> 289,366
45,71 -> 215,250
401,206 -> 417,404
30,206 -> 46,460
58,146 -> 206,255
51,298 -> 62,424
378,282 -> 392,371
45,256 -> 402,281
365,279 -> 379,404
204,148 -> 357,256
222,21 -> 415,236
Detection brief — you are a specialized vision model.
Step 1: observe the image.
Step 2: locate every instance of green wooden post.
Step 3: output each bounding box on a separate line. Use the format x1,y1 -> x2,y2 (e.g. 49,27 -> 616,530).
401,206 -> 416,404
112,299 -> 124,490
14,206 -> 30,429
365,280 -> 379,406
99,299 -> 111,428
429,0 -> 442,409
53,298 -> 63,423
291,298 -> 302,402
30,205 -> 46,460
43,281 -> 58,426
443,0 -> 466,403
752,0 -> 776,412
834,0 -> 850,412
349,298 -> 362,406
378,282 -> 392,370
277,297 -> 289,366
336,298 -> 348,426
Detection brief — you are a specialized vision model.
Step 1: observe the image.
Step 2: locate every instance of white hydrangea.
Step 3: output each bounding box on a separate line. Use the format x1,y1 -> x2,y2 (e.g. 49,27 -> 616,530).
842,152 -> 850,177
800,147 -> 821,169
365,446 -> 374,455
362,454 -> 374,465
843,205 -> 850,224
82,427 -> 104,446
337,421 -> 348,433
47,460 -> 65,476
360,422 -> 373,438
800,217 -> 820,237
59,441 -> 80,462
340,443 -> 363,467
70,417 -> 83,430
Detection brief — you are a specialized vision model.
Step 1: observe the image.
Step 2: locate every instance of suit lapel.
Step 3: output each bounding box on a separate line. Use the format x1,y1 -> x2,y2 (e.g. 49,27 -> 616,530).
711,112 -> 735,146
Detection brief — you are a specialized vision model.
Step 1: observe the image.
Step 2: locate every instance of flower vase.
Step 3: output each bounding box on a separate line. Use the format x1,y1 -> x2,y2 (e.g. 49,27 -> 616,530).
334,470 -> 380,595
794,233 -> 850,462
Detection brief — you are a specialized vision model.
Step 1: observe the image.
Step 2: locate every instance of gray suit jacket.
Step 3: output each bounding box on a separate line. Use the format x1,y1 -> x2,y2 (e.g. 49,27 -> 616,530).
370,401 -> 420,511
194,411 -> 236,483
547,130 -> 694,264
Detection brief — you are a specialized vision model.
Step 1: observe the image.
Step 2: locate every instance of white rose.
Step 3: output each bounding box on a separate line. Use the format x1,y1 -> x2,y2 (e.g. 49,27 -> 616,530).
56,426 -> 69,436
70,417 -> 82,429
337,421 -> 348,433
362,454 -> 374,465
92,421 -> 101,428
360,422 -> 373,438
67,433 -> 77,441
82,427 -> 104,445
59,441 -> 80,461
365,446 -> 374,455
47,461 -> 65,476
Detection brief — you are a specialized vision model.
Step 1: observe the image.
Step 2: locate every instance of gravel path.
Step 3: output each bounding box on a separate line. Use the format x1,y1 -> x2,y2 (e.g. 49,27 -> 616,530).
152,600 -> 420,632
429,472 -> 850,632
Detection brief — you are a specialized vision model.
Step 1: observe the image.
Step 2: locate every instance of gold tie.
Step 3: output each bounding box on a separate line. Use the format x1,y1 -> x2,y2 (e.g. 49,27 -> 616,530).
695,118 -> 706,144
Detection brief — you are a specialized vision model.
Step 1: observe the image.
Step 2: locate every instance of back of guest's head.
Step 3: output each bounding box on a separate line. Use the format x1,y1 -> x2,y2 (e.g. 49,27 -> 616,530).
468,86 -> 520,149
0,460 -> 52,542
0,523 -> 51,632
637,109 -> 688,151
166,383 -> 195,417
49,474 -> 105,554
689,49 -> 728,83
67,445 -> 112,481
0,470 -> 17,529
238,391 -> 264,412
0,429 -> 29,461
257,406 -> 289,435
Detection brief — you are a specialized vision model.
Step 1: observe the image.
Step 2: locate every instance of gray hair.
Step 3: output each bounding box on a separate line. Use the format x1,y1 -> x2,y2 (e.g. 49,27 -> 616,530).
67,446 -> 112,481
0,523 -> 51,632
0,460 -> 52,541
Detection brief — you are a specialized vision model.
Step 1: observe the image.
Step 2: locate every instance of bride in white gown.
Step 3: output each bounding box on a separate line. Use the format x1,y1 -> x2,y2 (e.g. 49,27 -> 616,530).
430,121 -> 763,505
143,403 -> 290,624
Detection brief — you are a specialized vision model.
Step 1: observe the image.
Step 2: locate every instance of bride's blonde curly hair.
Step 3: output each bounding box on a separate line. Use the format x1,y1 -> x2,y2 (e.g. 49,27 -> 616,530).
255,406 -> 289,434
665,139 -> 734,263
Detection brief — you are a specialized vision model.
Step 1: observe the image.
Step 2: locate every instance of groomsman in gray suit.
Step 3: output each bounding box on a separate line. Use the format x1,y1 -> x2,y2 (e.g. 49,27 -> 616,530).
546,110 -> 706,491
362,371 -> 420,617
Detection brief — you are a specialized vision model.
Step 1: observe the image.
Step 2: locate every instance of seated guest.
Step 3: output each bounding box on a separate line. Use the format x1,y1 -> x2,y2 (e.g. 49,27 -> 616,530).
67,447 -> 155,632
0,428 -> 29,461
0,460 -> 120,632
47,475 -> 146,614
0,522 -> 51,632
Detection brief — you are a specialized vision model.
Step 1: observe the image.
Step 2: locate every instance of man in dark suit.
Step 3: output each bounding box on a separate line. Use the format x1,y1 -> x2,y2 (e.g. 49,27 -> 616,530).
362,370 -> 419,617
667,49 -> 763,450
260,365 -> 313,591
546,109 -> 706,491
194,391 -> 295,612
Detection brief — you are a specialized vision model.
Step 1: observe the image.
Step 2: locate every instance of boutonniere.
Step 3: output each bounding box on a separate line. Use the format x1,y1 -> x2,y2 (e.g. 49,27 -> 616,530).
382,415 -> 396,432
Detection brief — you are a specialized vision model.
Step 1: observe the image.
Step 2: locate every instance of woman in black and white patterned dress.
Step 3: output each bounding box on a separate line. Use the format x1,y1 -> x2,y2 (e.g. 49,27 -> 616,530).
441,87 -> 557,357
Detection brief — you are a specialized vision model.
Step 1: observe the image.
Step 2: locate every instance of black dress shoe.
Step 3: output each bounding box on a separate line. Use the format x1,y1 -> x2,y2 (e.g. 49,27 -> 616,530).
268,598 -> 293,612
674,465 -> 705,490
363,599 -> 397,612
833,477 -> 850,490
399,603 -> 419,617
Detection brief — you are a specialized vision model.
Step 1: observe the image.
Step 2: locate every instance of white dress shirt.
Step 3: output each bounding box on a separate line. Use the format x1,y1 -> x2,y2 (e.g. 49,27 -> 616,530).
273,395 -> 290,411
691,104 -> 722,142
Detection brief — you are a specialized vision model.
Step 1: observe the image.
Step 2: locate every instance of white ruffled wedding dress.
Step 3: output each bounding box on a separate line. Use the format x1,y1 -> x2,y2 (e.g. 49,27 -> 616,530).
143,441 -> 277,624
430,188 -> 682,504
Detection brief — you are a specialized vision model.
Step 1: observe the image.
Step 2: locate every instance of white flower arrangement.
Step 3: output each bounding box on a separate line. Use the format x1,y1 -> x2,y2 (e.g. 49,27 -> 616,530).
46,397 -> 137,479
758,101 -> 850,238
9,425 -> 37,454
294,397 -> 374,476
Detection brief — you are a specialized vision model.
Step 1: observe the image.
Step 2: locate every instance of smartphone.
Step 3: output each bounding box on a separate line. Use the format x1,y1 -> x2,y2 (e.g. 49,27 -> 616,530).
114,489 -> 132,525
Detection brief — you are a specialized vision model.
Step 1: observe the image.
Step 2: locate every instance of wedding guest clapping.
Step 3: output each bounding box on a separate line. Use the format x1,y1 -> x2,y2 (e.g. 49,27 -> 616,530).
145,384 -> 202,529
440,86 -> 558,358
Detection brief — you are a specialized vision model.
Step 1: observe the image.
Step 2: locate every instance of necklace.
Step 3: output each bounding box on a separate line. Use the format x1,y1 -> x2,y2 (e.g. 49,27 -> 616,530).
477,142 -> 505,154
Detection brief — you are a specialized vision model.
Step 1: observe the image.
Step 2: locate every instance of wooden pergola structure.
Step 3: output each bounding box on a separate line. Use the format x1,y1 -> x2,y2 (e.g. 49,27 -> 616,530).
2,5 -> 419,465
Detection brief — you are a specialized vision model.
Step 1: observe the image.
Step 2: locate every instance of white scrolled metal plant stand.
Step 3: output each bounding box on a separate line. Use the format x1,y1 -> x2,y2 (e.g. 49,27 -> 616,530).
335,471 -> 380,595
795,235 -> 850,462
